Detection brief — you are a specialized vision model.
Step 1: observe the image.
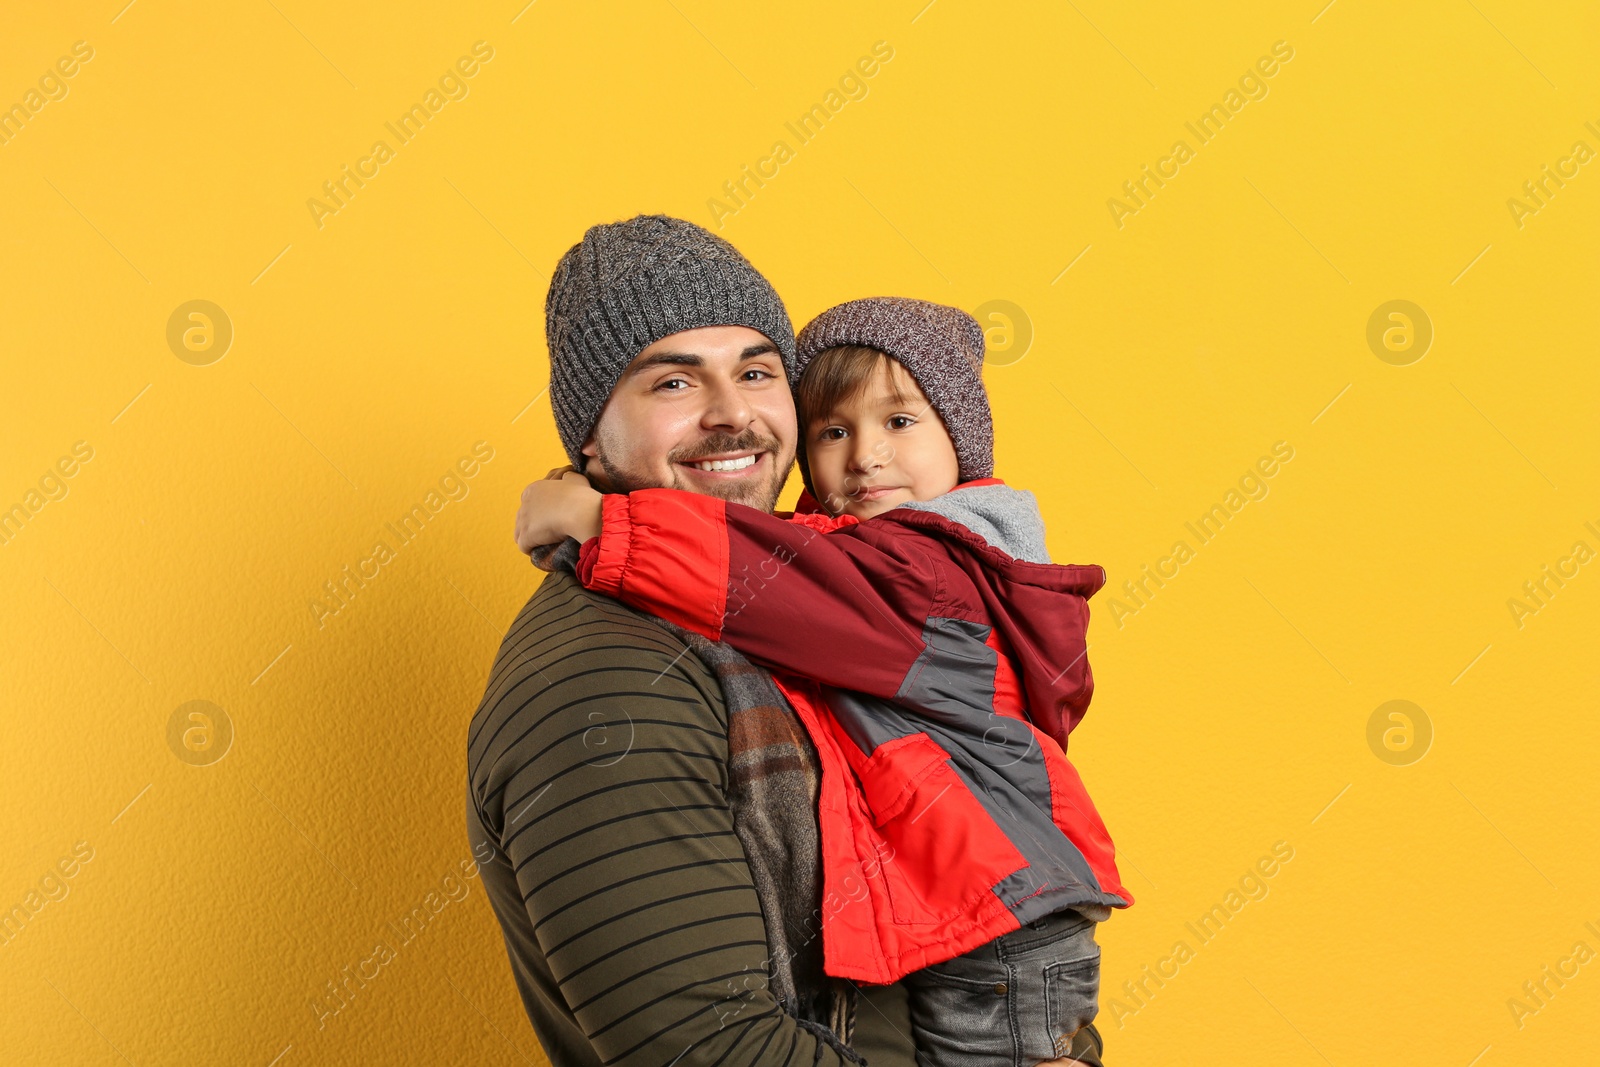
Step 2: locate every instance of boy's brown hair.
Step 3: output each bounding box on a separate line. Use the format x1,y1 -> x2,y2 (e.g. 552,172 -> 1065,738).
794,345 -> 923,431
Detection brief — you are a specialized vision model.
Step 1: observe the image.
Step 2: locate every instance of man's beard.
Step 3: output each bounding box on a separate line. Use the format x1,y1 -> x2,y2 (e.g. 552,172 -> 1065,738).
589,429 -> 791,513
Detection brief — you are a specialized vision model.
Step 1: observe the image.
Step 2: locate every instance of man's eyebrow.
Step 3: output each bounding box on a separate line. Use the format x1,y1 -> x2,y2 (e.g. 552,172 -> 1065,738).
626,352 -> 703,376
625,342 -> 778,376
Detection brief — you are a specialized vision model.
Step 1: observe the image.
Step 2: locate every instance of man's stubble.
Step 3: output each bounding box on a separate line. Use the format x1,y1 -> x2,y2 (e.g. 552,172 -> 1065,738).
588,427 -> 793,514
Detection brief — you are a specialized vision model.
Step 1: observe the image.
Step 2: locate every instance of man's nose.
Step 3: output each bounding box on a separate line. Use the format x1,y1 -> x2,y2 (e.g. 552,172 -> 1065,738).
699,376 -> 753,433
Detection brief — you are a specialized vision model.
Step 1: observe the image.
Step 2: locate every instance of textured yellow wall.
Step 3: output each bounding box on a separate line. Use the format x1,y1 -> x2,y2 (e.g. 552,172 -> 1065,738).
3,1 -> 1596,1064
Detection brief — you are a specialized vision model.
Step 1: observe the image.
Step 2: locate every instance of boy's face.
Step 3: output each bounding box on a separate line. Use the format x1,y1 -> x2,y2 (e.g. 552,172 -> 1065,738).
806,360 -> 961,520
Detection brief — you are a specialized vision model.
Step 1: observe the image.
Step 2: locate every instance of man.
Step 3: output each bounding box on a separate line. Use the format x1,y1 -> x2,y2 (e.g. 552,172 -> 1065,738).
465,215 -> 1105,1066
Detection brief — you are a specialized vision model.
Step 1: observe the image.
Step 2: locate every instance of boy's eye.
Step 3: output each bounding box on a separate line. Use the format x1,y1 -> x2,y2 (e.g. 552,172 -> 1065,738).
818,427 -> 847,442
887,415 -> 915,430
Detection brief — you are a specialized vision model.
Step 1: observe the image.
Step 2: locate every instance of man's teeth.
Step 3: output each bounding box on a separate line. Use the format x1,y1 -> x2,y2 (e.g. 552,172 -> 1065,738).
693,455 -> 758,472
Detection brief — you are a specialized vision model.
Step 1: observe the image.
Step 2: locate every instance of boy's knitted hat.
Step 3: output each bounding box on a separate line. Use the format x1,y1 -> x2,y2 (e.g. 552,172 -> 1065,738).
545,214 -> 797,467
795,297 -> 994,481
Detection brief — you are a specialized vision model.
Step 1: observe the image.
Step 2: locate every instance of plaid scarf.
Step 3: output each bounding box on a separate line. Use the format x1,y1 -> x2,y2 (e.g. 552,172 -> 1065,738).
534,540 -> 860,1061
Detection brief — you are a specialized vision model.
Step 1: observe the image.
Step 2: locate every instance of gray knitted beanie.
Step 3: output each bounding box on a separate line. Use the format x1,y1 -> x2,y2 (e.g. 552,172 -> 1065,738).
544,215 -> 797,466
795,297 -> 994,481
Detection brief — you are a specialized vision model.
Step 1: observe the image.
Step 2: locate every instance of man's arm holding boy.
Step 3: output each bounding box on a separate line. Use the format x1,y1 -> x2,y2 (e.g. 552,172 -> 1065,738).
516,476 -> 946,701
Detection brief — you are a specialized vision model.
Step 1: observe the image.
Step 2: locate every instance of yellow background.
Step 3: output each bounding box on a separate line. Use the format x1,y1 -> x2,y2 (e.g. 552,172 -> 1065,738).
3,0 -> 1596,1063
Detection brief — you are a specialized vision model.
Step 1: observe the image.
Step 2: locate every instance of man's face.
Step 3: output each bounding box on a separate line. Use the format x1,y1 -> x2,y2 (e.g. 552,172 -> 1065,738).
581,325 -> 797,513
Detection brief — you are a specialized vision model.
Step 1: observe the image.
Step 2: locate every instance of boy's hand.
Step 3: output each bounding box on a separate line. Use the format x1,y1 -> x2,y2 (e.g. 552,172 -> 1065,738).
514,469 -> 603,555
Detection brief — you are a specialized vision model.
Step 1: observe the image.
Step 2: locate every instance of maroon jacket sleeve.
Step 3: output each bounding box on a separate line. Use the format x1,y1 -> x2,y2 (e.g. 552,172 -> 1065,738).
576,489 -> 946,699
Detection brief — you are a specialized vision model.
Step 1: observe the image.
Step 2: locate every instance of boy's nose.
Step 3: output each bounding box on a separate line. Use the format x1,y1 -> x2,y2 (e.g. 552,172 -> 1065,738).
849,436 -> 887,474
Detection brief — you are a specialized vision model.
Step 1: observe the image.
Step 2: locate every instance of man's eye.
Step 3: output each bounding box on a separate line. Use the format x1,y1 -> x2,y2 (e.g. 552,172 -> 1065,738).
656,378 -> 689,391
741,368 -> 776,381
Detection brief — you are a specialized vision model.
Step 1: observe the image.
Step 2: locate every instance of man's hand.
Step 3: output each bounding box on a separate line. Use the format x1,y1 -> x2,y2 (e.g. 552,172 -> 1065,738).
515,469 -> 603,554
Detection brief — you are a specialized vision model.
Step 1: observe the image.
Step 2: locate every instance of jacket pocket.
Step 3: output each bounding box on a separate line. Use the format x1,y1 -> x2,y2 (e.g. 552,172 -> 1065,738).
855,733 -> 1026,926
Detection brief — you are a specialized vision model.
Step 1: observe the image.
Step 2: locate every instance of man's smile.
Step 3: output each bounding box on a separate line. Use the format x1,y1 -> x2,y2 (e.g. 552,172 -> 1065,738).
676,450 -> 769,480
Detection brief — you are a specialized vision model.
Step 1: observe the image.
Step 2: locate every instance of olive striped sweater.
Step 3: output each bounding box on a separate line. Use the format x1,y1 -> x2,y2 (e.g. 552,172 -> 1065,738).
465,573 -> 916,1067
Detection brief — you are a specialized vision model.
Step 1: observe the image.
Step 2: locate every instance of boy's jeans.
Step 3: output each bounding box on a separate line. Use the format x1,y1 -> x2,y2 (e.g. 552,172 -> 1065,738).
899,908 -> 1103,1067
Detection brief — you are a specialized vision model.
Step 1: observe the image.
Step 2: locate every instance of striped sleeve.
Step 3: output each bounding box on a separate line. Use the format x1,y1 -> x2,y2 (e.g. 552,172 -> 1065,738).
466,573 -> 852,1067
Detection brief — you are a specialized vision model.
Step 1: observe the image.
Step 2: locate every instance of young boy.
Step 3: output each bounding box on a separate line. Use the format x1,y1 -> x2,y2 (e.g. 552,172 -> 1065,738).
517,297 -> 1131,1066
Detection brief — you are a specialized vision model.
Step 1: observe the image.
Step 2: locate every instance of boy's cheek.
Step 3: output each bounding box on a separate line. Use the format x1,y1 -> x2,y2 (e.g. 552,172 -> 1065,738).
807,460 -> 843,503
805,456 -> 852,514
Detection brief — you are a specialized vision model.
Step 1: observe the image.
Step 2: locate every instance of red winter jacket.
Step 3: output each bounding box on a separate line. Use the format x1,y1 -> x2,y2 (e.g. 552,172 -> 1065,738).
575,478 -> 1131,984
